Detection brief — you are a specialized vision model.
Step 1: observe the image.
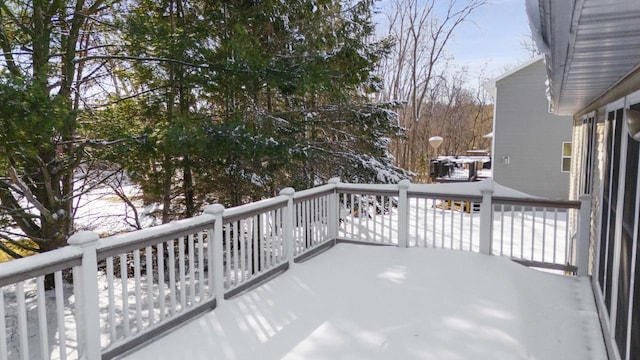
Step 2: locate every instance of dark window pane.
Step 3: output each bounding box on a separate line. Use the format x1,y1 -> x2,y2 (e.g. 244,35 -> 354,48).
584,117 -> 596,194
615,134 -> 639,355
631,204 -> 640,359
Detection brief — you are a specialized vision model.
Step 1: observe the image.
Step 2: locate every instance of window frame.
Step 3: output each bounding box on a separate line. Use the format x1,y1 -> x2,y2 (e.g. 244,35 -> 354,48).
561,141 -> 572,172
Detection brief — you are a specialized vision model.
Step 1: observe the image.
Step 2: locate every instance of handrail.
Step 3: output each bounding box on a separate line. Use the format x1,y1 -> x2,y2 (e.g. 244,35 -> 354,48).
493,196 -> 580,209
293,184 -> 335,203
222,195 -> 288,224
409,182 -> 484,197
335,183 -> 398,197
96,214 -> 216,260
0,246 -> 82,287
408,191 -> 482,202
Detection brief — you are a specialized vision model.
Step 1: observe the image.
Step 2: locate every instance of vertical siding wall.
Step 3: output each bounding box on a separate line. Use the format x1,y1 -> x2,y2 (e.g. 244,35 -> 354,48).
493,59 -> 572,199
570,112 -> 605,276
591,116 -> 606,276
569,112 -> 603,275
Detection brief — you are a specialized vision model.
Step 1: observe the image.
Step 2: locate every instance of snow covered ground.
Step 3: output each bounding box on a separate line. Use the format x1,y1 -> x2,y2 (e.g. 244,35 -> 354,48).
73,183 -> 157,235
123,244 -> 606,360
2,181 -> 155,246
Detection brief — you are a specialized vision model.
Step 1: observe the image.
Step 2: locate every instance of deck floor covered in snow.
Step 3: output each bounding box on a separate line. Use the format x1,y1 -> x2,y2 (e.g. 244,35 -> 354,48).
122,244 -> 607,360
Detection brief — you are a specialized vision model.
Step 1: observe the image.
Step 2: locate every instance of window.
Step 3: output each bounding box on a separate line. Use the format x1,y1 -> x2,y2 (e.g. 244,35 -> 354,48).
616,125 -> 639,356
583,115 -> 596,193
561,142 -> 572,172
604,109 -> 623,312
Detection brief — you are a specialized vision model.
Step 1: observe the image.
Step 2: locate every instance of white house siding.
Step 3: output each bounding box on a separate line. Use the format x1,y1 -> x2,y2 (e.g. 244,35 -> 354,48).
589,119 -> 606,276
492,59 -> 572,199
570,113 -> 606,276
569,124 -> 581,202
567,119 -> 584,265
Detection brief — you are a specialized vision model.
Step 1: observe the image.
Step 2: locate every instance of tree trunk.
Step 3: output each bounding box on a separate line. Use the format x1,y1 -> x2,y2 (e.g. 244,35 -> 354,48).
183,156 -> 195,218
162,154 -> 173,223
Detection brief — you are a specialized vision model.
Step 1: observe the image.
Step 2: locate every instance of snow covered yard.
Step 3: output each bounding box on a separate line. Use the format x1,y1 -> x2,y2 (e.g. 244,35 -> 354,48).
123,244 -> 606,360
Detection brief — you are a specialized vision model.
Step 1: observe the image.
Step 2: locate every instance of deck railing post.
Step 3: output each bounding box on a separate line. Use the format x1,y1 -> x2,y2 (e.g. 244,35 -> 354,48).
576,194 -> 592,276
280,187 -> 296,266
328,178 -> 340,241
398,179 -> 411,248
68,231 -> 101,360
479,179 -> 494,255
204,204 -> 226,304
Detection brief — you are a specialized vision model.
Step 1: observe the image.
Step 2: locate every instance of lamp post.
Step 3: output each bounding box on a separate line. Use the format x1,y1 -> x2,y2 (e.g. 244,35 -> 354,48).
428,136 -> 443,158
427,136 -> 444,183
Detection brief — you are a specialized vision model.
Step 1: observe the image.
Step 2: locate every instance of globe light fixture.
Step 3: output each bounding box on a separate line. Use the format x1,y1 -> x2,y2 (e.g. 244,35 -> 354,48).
626,108 -> 640,141
428,136 -> 444,157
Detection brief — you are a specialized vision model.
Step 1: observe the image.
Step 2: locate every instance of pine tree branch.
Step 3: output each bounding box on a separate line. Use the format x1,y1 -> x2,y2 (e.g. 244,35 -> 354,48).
0,3 -> 31,35
0,12 -> 21,76
73,54 -> 210,69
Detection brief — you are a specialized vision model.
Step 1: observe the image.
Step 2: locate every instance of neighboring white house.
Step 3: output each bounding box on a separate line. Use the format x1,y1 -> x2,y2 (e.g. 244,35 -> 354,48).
526,0 -> 640,359
485,56 -> 573,199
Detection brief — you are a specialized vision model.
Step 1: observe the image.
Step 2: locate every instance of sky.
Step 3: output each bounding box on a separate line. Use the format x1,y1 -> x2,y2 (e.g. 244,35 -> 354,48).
447,0 -> 533,80
375,0 -> 533,86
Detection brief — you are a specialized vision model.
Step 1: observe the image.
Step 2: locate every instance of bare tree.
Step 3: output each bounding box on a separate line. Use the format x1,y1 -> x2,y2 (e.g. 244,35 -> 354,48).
377,0 -> 487,174
521,32 -> 541,59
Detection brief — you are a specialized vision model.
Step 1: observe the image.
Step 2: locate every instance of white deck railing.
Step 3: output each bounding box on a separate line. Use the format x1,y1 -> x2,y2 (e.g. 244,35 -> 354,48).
0,179 -> 591,360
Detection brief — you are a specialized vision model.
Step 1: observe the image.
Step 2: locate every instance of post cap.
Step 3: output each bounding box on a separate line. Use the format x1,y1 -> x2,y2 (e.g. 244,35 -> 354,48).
68,231 -> 100,247
579,194 -> 592,207
279,187 -> 295,196
478,178 -> 494,194
203,203 -> 225,215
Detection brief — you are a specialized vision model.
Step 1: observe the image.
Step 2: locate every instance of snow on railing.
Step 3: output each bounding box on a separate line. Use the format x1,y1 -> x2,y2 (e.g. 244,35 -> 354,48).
493,197 -> 578,272
336,183 -> 399,245
0,246 -> 84,360
291,184 -> 335,259
336,181 -> 486,249
217,195 -> 288,298
94,215 -> 216,359
334,180 -> 590,274
0,179 -> 591,360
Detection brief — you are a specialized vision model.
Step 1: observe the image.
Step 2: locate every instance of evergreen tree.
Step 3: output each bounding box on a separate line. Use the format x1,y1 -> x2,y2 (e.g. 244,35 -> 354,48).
196,0 -> 408,196
0,0 -> 409,258
0,0 -> 115,257
117,0 -> 208,221
108,0 -> 408,210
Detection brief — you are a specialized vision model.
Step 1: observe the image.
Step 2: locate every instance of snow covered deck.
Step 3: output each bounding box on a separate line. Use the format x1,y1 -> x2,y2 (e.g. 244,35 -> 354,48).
123,244 -> 606,360
0,180 -> 597,359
